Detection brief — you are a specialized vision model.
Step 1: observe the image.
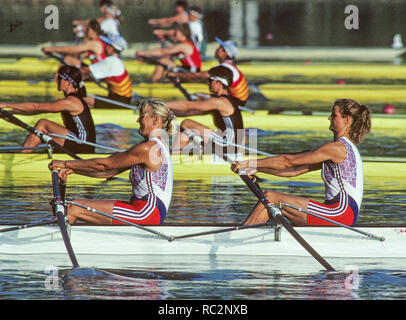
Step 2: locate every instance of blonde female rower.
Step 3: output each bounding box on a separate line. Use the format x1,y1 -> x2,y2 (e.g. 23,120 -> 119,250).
48,98 -> 175,226
232,99 -> 371,226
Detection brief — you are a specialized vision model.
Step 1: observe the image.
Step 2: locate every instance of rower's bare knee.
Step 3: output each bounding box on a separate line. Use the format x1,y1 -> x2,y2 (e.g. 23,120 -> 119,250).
180,119 -> 194,129
34,118 -> 50,131
264,190 -> 277,202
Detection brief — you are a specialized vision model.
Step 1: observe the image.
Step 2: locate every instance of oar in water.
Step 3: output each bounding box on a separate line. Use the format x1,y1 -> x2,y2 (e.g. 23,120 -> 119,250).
51,170 -> 80,268
205,139 -> 336,271
0,108 -> 82,160
237,172 -> 336,272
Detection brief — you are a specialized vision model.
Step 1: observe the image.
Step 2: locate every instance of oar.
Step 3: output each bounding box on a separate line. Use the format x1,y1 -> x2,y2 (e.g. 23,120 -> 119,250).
44,51 -> 65,64
51,170 -> 80,268
281,202 -> 385,241
0,219 -> 57,234
49,133 -> 123,153
137,55 -> 188,73
179,125 -> 274,158
44,51 -> 109,91
238,173 -> 336,272
170,221 -> 275,241
87,94 -> 139,111
213,145 -> 335,271
67,200 -> 174,241
0,108 -> 82,160
166,75 -> 197,101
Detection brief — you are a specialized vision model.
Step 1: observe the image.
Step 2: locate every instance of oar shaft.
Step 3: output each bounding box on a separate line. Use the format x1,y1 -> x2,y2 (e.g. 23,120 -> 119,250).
0,109 -> 82,160
281,202 -> 385,241
0,219 -> 57,233
51,170 -> 80,268
87,94 -> 139,111
171,221 -> 274,241
239,174 -> 335,272
67,200 -> 174,241
49,133 -> 123,153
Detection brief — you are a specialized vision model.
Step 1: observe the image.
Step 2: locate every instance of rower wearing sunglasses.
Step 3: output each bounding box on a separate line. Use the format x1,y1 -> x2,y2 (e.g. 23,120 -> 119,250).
0,65 -> 96,154
166,65 -> 244,156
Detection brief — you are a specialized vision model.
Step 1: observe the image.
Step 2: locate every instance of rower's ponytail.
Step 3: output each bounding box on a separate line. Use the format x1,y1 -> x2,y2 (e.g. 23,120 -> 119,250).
138,98 -> 177,135
335,99 -> 371,144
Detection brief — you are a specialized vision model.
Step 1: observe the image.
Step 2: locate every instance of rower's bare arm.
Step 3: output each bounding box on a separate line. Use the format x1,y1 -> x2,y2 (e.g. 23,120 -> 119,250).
258,163 -> 322,177
3,97 -> 80,115
168,70 -> 209,83
43,42 -> 98,55
255,141 -> 345,170
149,15 -> 182,27
136,47 -> 166,57
48,142 -> 160,178
167,98 -> 226,114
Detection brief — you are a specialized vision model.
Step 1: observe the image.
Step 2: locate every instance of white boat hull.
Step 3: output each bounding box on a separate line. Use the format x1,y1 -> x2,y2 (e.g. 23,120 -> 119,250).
1,225 -> 405,262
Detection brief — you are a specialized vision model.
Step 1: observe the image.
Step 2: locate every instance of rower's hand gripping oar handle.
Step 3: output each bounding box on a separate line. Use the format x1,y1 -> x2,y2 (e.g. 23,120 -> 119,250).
0,108 -> 81,160
43,51 -> 66,64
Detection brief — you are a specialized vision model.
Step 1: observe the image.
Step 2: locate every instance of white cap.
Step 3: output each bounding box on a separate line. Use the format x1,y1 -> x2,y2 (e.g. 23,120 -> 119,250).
215,37 -> 238,59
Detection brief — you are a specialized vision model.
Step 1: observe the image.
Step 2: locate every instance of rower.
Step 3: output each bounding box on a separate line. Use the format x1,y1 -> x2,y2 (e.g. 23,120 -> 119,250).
188,6 -> 207,56
231,99 -> 371,227
136,23 -> 201,82
81,35 -> 133,108
48,98 -> 174,226
168,37 -> 249,107
152,6 -> 207,56
73,0 -> 125,42
42,19 -> 107,68
148,0 -> 189,28
0,65 -> 96,154
166,65 -> 244,156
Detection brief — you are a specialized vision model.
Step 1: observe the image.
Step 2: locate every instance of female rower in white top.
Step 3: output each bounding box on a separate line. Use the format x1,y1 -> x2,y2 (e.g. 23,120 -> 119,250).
232,99 -> 371,226
48,98 -> 175,225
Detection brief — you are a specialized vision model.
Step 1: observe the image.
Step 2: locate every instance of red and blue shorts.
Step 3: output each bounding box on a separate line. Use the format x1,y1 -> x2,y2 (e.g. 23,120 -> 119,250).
112,194 -> 166,225
306,194 -> 359,226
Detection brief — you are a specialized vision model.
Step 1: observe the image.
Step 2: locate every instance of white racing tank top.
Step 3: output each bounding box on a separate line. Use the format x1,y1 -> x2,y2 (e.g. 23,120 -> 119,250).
321,136 -> 364,209
129,137 -> 173,211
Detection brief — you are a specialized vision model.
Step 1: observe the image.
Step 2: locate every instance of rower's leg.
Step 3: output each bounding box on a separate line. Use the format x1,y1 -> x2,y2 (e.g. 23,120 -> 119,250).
151,58 -> 178,82
243,190 -> 309,226
21,119 -> 69,152
173,119 -> 211,154
84,96 -> 95,109
66,199 -> 114,225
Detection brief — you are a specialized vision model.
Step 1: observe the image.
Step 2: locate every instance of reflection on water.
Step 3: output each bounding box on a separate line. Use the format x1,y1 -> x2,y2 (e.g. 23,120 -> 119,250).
0,255 -> 405,300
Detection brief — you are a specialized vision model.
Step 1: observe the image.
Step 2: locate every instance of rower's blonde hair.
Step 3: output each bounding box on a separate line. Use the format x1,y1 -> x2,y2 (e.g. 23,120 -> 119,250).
335,99 -> 371,144
138,98 -> 176,134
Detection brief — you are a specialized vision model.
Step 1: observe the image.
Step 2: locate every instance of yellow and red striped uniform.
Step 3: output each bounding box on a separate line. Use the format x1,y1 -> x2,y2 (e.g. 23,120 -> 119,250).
106,69 -> 133,98
221,61 -> 249,105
